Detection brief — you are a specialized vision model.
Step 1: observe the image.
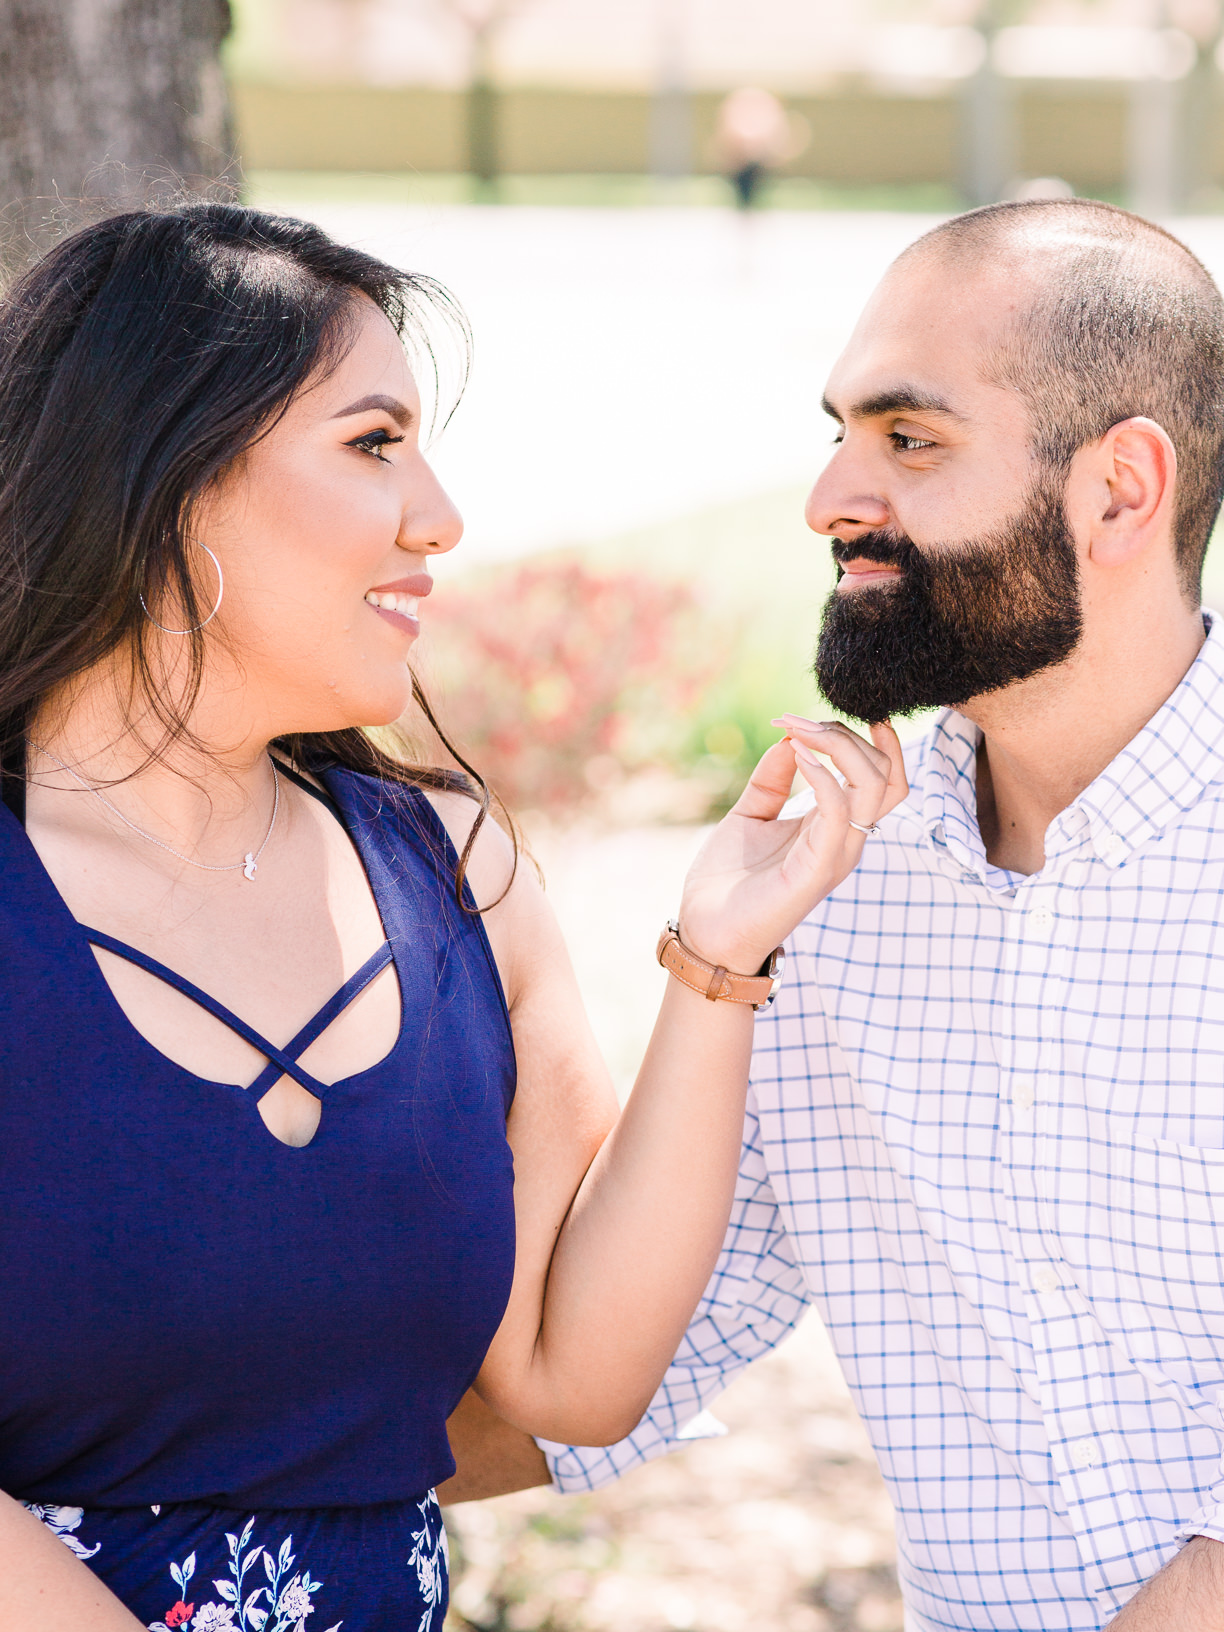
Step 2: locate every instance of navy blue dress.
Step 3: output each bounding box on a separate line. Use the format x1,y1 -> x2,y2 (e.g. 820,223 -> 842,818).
0,762 -> 518,1630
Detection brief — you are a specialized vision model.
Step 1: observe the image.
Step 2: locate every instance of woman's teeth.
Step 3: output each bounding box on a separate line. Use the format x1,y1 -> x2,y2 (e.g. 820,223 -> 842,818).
365,591 -> 420,618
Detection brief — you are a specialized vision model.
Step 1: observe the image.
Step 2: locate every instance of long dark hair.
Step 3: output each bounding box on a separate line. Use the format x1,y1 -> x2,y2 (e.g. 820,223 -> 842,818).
0,201 -> 510,904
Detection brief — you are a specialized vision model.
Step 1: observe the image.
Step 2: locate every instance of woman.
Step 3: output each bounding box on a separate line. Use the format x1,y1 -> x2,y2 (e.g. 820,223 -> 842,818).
0,203 -> 903,1630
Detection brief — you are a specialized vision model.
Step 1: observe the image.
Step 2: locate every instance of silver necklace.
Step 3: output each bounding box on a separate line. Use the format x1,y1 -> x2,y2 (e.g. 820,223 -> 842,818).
31,745 -> 281,883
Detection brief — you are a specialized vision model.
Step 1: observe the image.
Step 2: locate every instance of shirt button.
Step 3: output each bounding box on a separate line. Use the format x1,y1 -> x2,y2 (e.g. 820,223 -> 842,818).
1072,1439 -> 1098,1468
1027,905 -> 1055,931
1033,1265 -> 1061,1294
1098,833 -> 1126,863
1013,1083 -> 1035,1111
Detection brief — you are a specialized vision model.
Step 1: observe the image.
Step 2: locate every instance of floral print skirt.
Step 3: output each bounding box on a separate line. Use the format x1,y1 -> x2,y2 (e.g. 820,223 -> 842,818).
25,1491 -> 447,1632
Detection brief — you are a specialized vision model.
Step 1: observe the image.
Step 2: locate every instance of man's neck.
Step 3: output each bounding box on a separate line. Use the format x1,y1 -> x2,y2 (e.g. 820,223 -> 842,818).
968,602 -> 1206,875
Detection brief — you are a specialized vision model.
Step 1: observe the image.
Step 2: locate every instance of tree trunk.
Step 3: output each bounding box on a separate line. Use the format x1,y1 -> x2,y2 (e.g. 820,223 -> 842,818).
466,21 -> 500,192
1178,38 -> 1222,212
959,6 -> 1013,207
0,0 -> 234,264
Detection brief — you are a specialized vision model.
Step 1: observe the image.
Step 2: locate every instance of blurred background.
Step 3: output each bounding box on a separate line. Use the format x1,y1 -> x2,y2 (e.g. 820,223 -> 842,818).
212,0 -> 1224,830
228,0 -> 1224,216
6,2 -> 1224,1626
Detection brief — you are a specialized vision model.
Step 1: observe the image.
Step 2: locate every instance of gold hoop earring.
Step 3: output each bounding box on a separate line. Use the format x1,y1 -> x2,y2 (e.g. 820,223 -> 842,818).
140,545 -> 224,635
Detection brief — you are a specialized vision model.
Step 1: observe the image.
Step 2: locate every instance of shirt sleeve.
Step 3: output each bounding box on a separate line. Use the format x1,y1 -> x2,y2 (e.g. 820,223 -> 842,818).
1175,1496 -> 1224,1549
538,1087 -> 810,1493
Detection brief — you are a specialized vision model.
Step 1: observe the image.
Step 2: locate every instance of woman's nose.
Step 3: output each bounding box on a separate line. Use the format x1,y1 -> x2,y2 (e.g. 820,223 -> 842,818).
399,458 -> 464,556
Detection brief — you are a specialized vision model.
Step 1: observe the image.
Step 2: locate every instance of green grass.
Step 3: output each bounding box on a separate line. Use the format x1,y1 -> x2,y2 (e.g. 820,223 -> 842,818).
244,170 -> 965,213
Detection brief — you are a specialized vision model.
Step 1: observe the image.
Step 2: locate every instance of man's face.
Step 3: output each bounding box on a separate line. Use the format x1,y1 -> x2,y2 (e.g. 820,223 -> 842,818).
807,255 -> 1084,723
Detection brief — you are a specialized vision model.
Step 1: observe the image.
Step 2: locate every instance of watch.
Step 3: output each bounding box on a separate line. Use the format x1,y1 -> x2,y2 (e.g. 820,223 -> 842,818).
656,920 -> 785,1010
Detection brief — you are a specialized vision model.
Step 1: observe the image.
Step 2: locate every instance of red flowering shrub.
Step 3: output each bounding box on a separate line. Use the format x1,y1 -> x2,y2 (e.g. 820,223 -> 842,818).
416,559 -> 715,814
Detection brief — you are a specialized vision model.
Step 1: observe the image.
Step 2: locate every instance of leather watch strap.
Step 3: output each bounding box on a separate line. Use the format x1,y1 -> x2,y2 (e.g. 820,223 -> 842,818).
656,920 -> 784,1011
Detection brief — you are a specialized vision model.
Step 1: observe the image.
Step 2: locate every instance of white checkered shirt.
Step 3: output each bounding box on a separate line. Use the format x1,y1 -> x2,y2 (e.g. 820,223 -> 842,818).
545,611 -> 1224,1631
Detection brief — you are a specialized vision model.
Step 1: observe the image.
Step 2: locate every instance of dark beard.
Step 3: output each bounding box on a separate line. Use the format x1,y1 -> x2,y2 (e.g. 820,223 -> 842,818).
813,481 -> 1083,724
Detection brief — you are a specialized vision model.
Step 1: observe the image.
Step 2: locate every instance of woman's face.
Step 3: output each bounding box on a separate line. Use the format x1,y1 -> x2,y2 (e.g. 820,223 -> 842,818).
192,297 -> 463,737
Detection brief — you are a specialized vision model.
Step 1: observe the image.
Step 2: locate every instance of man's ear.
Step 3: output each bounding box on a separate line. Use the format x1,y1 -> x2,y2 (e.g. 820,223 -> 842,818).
1080,416 -> 1177,570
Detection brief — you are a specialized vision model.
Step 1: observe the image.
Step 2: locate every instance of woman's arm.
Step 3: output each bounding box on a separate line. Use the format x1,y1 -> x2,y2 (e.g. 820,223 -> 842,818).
489,933 -> 756,1444
438,1390 -> 552,1504
434,719 -> 905,1447
0,1492 -> 144,1630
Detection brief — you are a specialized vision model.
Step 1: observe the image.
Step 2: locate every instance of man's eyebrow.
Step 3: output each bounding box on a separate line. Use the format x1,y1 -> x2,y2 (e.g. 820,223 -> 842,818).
822,387 -> 965,423
330,393 -> 416,426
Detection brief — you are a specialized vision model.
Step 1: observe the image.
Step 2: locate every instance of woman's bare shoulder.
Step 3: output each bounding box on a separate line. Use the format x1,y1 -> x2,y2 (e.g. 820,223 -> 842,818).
421,790 -> 559,1011
422,789 -> 513,896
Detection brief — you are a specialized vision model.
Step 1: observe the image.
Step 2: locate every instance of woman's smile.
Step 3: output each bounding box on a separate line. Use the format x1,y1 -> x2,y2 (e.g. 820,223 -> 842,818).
364,572 -> 433,636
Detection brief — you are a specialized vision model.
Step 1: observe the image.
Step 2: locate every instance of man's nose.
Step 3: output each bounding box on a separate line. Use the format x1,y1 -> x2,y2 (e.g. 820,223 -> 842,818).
805,452 -> 891,540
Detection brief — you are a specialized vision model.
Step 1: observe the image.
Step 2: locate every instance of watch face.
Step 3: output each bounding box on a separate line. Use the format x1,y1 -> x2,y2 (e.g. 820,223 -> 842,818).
761,945 -> 785,1008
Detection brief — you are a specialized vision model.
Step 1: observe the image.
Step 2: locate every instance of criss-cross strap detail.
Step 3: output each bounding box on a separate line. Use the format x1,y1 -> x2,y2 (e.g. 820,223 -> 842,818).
244,943 -> 395,1099
84,927 -> 394,1100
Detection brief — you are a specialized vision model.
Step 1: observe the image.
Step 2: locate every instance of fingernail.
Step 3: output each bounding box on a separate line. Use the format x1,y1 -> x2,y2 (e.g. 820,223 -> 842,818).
794,742 -> 819,765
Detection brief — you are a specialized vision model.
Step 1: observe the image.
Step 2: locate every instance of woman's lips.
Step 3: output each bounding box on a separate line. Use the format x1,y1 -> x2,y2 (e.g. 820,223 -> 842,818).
370,604 -> 419,635
363,575 -> 432,636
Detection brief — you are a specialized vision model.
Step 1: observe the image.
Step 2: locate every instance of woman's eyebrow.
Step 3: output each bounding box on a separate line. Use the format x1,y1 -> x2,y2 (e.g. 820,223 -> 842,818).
330,393 -> 416,427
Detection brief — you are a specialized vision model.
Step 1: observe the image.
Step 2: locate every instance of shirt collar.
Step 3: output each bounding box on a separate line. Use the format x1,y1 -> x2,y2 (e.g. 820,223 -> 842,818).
917,709 -> 1006,889
915,609 -> 1224,886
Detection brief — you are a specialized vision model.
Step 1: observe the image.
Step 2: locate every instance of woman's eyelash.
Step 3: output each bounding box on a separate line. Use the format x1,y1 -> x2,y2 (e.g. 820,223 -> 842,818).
348,429 -> 405,462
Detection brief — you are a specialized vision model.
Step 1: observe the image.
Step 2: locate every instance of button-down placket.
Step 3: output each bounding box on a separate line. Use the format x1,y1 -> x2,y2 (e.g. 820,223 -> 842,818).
995,820 -> 1167,1604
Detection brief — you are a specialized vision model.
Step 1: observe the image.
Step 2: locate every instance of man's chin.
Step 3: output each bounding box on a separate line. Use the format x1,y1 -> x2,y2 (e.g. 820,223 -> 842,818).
813,612 -> 949,722
815,644 -> 1079,724
814,677 -> 947,725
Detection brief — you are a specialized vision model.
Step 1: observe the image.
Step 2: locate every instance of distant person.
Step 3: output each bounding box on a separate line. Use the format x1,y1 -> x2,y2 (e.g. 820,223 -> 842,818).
0,202 -> 904,1629
715,86 -> 793,209
456,199 -> 1224,1631
1009,175 -> 1075,202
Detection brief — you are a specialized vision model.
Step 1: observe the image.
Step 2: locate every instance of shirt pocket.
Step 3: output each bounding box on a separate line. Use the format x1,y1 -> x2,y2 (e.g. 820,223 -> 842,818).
1049,1125 -> 1224,1388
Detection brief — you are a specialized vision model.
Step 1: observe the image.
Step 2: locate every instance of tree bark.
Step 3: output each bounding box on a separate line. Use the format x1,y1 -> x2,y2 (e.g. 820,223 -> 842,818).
467,24 -> 499,188
0,0 -> 234,263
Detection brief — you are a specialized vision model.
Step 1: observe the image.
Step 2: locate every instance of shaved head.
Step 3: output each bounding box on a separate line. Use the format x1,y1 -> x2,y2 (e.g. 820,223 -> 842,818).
900,199 -> 1224,598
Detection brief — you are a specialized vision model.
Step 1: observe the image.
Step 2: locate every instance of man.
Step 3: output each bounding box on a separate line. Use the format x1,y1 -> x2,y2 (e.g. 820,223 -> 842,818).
444,198 -> 1224,1631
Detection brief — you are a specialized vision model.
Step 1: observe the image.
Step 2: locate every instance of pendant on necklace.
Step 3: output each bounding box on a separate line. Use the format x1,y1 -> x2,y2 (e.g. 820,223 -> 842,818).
243,853 -> 258,881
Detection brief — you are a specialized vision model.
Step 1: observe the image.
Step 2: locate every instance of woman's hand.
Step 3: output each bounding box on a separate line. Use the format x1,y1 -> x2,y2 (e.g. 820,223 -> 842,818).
678,716 -> 908,975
